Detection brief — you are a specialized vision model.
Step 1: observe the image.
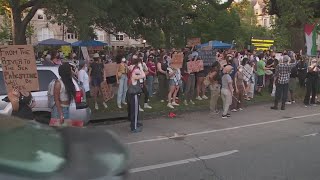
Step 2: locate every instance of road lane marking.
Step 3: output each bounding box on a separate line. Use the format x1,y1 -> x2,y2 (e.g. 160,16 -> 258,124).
302,133 -> 319,137
130,150 -> 239,173
127,113 -> 320,145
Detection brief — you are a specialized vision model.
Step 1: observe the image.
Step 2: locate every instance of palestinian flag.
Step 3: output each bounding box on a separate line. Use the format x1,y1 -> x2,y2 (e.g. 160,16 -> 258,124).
305,24 -> 319,56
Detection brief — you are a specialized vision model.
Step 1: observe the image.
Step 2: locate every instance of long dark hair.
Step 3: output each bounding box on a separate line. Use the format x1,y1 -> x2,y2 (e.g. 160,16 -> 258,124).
59,63 -> 76,101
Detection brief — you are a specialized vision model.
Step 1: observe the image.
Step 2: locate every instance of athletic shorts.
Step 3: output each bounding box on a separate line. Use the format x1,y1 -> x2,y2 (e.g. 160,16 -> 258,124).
257,75 -> 264,87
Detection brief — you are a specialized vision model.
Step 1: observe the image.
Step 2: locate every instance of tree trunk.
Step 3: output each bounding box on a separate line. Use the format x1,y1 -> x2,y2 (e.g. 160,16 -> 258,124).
12,8 -> 27,45
290,26 -> 305,53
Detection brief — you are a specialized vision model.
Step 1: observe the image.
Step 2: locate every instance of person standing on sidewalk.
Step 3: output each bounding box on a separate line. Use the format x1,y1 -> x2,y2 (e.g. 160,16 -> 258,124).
183,56 -> 196,106
89,53 -> 107,110
271,55 -> 295,110
127,58 -> 146,133
157,55 -> 169,102
231,65 -> 245,112
297,56 -> 308,87
138,58 -> 152,111
304,59 -> 319,106
146,56 -> 156,98
221,65 -> 234,118
208,61 -> 221,115
116,57 -> 128,109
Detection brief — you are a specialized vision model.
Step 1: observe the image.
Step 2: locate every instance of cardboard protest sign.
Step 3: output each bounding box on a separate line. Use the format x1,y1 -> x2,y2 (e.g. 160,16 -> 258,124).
171,53 -> 184,69
187,38 -> 201,47
81,47 -> 90,62
104,63 -> 119,77
198,49 -> 217,66
187,60 -> 204,73
0,45 -> 39,92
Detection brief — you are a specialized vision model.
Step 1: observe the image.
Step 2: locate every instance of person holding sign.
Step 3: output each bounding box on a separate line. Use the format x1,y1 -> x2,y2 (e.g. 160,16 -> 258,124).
183,55 -> 196,106
8,89 -> 35,120
195,57 -> 208,101
157,56 -> 169,102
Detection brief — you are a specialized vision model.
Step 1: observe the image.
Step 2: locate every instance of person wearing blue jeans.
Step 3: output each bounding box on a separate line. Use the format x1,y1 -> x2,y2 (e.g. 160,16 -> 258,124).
117,74 -> 128,108
146,76 -> 154,97
146,56 -> 156,98
116,58 -> 128,109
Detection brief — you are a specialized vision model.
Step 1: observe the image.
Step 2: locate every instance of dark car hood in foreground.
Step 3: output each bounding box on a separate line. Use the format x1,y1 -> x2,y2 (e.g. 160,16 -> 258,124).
0,115 -> 129,180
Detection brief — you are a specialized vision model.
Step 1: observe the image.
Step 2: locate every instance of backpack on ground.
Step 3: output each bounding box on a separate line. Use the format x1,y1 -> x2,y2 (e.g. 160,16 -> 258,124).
48,79 -> 57,108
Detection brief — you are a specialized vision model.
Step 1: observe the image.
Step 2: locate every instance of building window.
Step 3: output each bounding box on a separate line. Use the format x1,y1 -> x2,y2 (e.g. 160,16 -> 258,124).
38,14 -> 44,20
263,19 -> 268,27
95,30 -> 105,41
37,9 -> 44,20
255,9 -> 259,15
37,28 -> 54,41
116,35 -> 124,41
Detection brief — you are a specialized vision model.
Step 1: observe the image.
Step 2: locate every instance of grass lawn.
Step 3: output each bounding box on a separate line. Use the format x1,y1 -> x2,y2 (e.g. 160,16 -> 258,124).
87,88 -> 292,120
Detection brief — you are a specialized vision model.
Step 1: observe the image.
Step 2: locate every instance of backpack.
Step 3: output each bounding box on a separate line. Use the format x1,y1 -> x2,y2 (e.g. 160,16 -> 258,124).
48,79 -> 57,108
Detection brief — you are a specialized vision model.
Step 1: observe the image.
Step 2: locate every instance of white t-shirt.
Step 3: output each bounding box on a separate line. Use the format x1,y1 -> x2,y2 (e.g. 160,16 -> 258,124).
78,69 -> 90,92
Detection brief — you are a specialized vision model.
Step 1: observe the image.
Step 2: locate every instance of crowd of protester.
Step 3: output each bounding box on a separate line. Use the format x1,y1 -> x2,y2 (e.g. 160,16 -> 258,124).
9,47 -> 319,132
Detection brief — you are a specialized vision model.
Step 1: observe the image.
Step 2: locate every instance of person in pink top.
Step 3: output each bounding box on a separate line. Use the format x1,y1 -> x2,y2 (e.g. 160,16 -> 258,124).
146,55 -> 156,97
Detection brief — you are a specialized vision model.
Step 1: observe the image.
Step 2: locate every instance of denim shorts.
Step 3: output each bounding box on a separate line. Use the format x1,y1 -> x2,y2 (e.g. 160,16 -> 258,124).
169,79 -> 178,86
51,105 -> 70,119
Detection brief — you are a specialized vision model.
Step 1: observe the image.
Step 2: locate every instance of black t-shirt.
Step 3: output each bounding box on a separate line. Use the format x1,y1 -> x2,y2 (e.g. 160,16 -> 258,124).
90,62 -> 103,78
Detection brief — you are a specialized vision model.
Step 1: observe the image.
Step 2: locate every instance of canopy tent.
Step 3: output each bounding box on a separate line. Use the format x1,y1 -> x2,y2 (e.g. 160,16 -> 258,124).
71,40 -> 108,47
197,40 -> 232,49
37,38 -> 71,46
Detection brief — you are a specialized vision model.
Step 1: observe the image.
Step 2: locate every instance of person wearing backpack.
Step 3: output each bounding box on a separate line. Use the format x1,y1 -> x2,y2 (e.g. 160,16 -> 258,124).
127,58 -> 146,133
50,63 -> 76,124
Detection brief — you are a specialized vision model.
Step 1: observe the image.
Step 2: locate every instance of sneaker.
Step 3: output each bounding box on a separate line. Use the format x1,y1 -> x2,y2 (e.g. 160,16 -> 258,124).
144,103 -> 152,109
122,102 -> 127,105
131,127 -> 142,133
167,103 -> 174,109
184,100 -> 189,106
172,102 -> 180,106
95,103 -> 99,110
137,123 -> 143,127
139,106 -> 144,112
238,108 -> 243,111
226,113 -> 231,117
222,115 -> 228,119
196,96 -> 203,100
270,106 -> 278,110
103,102 -> 108,109
285,101 -> 292,105
231,109 -> 238,112
292,100 -> 296,103
190,100 -> 195,105
117,105 -> 122,109
160,100 -> 165,103
202,95 -> 208,100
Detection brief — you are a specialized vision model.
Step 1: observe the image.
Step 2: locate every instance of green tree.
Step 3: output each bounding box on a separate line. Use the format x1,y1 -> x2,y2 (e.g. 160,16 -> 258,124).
268,0 -> 320,51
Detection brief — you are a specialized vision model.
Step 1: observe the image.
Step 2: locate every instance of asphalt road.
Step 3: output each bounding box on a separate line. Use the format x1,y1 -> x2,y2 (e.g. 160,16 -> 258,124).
93,103 -> 320,180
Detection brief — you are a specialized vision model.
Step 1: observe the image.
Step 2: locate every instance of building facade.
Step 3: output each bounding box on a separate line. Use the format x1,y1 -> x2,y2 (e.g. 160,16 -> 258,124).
28,9 -> 146,49
252,0 -> 275,29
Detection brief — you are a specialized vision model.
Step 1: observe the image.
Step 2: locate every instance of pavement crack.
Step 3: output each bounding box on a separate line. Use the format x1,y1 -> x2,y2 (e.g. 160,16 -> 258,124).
180,140 -> 224,180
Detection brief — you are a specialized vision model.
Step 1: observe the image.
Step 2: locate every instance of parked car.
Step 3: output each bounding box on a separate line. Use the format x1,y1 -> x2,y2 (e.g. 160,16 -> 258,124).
0,65 -> 91,124
0,115 -> 129,180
